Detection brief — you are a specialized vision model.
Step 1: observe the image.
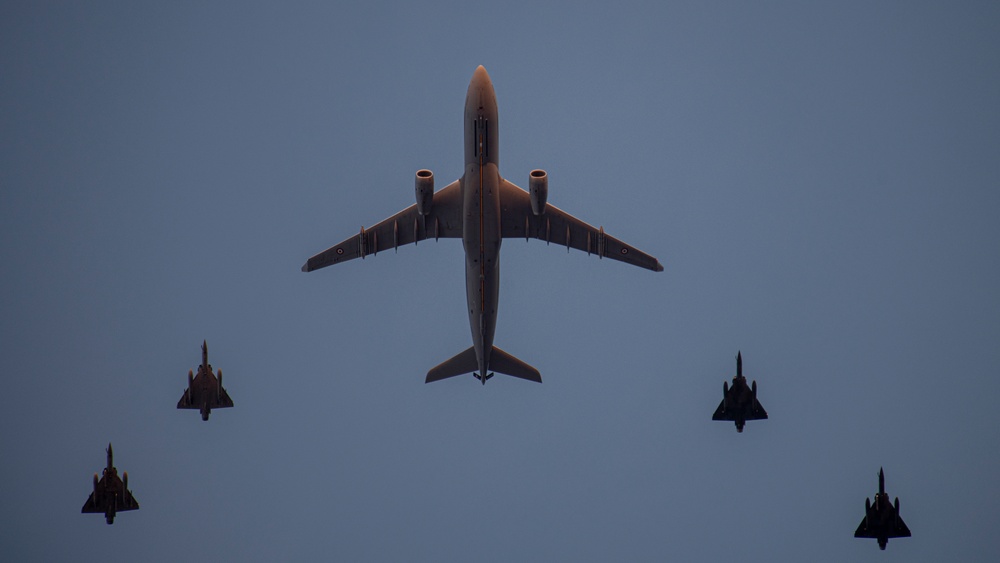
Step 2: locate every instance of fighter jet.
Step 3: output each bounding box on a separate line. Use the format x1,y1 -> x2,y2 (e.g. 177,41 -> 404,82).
302,66 -> 663,385
81,443 -> 139,524
177,341 -> 234,420
855,467 -> 911,550
712,351 -> 767,432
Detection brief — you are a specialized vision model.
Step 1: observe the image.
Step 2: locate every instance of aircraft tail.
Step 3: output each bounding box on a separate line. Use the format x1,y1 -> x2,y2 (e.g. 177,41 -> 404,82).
425,346 -> 541,383
489,346 -> 541,383
426,347 -> 479,383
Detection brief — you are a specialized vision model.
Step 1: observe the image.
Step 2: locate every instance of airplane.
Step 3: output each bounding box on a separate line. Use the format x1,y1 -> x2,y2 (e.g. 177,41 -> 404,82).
302,66 -> 663,385
177,340 -> 234,420
81,443 -> 139,524
712,351 -> 767,432
855,467 -> 912,550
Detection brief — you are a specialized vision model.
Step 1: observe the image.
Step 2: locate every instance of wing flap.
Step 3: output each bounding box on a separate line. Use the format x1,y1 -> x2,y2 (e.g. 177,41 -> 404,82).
499,179 -> 663,272
303,179 -> 463,272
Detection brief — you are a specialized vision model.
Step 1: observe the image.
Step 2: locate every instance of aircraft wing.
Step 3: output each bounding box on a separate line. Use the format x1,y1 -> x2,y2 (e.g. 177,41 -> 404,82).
176,371 -> 207,409
854,515 -> 872,538
498,179 -> 663,272
711,399 -> 729,421
217,386 -> 235,408
302,179 -> 463,272
748,399 -> 768,420
82,474 -> 139,512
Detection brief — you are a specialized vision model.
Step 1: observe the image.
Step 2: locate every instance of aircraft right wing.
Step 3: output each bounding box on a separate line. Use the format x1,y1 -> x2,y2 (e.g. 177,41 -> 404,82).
303,179 -> 463,272
498,179 -> 663,272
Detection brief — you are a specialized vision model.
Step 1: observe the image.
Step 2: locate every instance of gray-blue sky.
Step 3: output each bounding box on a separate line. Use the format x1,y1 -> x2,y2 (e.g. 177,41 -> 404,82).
2,1 -> 999,561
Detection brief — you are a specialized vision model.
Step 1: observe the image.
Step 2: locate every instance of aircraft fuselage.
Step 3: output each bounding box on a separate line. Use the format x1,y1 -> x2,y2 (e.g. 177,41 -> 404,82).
462,66 -> 502,382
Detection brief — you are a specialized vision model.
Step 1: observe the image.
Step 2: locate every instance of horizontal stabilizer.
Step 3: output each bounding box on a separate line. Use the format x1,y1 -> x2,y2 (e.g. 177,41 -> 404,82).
426,346 -> 479,383
489,346 -> 541,383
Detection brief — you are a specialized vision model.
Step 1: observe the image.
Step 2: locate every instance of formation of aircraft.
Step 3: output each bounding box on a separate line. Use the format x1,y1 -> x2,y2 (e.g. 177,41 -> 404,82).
712,351 -> 768,432
177,340 -> 234,421
81,443 -> 139,525
855,468 -> 911,550
302,65 -> 662,386
79,66 -> 911,549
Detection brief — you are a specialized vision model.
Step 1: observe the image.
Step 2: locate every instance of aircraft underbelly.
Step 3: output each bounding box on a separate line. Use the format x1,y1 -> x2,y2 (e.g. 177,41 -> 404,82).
463,162 -> 501,372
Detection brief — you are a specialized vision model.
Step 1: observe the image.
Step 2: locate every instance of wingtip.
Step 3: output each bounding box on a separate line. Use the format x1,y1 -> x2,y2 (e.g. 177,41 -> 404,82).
654,261 -> 664,272
301,262 -> 310,272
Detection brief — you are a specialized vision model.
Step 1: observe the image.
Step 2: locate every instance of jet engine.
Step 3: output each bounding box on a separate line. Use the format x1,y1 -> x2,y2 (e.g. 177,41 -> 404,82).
415,169 -> 434,215
529,169 -> 547,215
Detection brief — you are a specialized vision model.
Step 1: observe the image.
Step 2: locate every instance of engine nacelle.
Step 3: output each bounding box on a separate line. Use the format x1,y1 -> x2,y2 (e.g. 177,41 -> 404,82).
529,169 -> 548,215
415,169 -> 434,216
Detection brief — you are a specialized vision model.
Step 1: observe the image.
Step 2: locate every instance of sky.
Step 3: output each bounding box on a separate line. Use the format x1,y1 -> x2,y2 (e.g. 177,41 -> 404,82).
2,1 -> 999,561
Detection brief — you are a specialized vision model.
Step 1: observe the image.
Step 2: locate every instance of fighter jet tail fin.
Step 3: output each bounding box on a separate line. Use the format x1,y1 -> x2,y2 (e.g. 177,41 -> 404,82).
489,346 -> 541,383
426,346 -> 479,383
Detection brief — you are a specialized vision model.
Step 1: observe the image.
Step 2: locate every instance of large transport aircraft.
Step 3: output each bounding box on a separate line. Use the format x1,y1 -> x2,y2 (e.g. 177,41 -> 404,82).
303,66 -> 663,385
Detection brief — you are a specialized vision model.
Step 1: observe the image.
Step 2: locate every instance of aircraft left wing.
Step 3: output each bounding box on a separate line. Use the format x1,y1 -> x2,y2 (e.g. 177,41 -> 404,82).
499,179 -> 663,272
711,399 -> 728,421
303,179 -> 463,272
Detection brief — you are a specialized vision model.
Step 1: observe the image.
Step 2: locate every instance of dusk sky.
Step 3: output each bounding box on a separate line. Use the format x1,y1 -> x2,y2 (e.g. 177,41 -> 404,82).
2,2 -> 999,561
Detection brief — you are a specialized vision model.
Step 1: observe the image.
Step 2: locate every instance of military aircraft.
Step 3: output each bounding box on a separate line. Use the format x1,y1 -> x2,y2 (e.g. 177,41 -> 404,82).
302,66 -> 663,385
712,351 -> 767,432
855,467 -> 911,550
177,341 -> 234,420
81,443 -> 139,524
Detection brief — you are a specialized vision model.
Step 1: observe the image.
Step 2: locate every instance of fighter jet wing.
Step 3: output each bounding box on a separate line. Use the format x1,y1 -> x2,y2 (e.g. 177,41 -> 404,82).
176,370 -> 207,409
217,386 -> 235,408
748,398 -> 768,420
82,474 -> 139,512
498,179 -> 663,272
711,399 -> 729,421
302,179 -> 463,272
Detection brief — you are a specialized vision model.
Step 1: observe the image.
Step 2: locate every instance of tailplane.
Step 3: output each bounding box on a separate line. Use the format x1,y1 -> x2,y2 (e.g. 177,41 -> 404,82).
425,346 -> 541,383
489,346 -> 541,383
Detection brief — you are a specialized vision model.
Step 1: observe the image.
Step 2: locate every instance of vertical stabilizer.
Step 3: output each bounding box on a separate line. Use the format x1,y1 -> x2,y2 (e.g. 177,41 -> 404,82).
736,351 -> 743,378
201,340 -> 209,370
879,467 -> 885,495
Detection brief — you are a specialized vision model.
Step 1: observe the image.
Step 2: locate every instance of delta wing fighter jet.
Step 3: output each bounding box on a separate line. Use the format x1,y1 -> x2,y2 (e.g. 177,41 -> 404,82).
303,66 -> 663,385
81,443 -> 139,524
177,341 -> 234,420
855,468 -> 911,550
712,351 -> 767,432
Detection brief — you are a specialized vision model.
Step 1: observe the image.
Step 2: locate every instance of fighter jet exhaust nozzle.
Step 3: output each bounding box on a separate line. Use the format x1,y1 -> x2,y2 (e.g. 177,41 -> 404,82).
415,169 -> 434,216
529,169 -> 548,215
